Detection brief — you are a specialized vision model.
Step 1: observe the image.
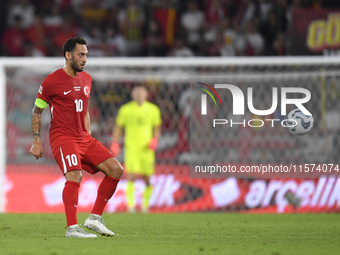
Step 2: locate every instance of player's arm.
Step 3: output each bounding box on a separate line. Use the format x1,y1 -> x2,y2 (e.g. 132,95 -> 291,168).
153,126 -> 161,140
148,126 -> 161,151
85,105 -> 91,135
148,106 -> 162,151
110,124 -> 122,156
30,100 -> 46,160
112,124 -> 123,143
110,107 -> 125,156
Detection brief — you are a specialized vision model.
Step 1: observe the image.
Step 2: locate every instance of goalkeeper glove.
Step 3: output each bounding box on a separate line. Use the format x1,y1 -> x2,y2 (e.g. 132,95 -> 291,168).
148,137 -> 158,151
110,142 -> 120,156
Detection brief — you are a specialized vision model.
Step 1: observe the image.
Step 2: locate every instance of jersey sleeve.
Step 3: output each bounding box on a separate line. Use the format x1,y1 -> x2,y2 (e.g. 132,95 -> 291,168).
87,72 -> 93,91
152,105 -> 162,127
36,75 -> 53,105
116,106 -> 126,127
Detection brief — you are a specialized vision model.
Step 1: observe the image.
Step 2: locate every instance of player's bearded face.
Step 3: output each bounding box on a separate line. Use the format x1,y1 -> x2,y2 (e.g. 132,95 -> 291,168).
70,55 -> 83,72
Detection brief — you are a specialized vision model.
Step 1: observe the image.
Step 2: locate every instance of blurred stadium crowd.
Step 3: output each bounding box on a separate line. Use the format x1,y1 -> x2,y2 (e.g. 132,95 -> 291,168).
1,0 -> 339,58
3,0 -> 340,166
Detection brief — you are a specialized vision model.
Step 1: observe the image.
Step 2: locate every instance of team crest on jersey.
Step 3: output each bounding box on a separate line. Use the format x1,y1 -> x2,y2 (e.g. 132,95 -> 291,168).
84,86 -> 90,97
38,85 -> 43,94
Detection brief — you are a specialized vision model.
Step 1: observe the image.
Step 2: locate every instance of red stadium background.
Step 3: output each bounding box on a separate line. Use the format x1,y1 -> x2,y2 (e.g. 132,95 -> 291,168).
5,165 -> 340,213
2,0 -> 340,215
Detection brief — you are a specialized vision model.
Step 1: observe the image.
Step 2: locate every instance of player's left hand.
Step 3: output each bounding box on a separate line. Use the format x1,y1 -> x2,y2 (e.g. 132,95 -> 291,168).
148,137 -> 158,151
30,141 -> 44,160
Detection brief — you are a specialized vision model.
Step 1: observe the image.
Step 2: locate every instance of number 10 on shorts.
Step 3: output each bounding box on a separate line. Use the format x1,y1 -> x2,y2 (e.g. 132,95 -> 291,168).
66,154 -> 78,167
58,147 -> 81,173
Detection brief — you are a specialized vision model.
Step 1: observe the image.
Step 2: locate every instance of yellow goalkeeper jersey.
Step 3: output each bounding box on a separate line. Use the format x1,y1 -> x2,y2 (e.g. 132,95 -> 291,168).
116,101 -> 161,149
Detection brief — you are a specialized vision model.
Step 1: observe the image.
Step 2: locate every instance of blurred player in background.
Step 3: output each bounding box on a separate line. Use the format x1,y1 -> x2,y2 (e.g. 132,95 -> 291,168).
30,37 -> 123,238
111,86 -> 161,213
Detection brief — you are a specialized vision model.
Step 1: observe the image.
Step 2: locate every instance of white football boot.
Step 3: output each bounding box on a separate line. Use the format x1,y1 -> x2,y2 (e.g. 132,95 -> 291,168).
84,214 -> 115,236
65,225 -> 97,238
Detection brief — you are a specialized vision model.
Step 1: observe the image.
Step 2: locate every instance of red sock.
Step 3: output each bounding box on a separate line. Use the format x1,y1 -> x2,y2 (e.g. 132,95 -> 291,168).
62,181 -> 80,227
91,176 -> 120,215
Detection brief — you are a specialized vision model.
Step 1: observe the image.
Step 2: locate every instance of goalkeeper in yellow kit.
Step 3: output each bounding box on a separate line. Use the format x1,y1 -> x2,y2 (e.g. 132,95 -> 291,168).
111,86 -> 161,212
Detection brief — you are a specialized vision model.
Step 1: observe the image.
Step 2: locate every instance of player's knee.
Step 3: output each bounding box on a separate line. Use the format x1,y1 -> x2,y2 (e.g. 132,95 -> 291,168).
144,178 -> 151,186
141,175 -> 151,186
116,164 -> 124,178
65,170 -> 83,183
127,173 -> 137,182
109,161 -> 123,179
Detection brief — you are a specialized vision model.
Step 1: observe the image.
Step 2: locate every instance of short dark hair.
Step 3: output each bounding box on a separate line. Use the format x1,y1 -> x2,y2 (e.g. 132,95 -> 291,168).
133,84 -> 148,90
62,37 -> 87,59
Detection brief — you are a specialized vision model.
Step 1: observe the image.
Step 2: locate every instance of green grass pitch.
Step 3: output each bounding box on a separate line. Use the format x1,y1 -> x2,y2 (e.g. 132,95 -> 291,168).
0,213 -> 339,255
